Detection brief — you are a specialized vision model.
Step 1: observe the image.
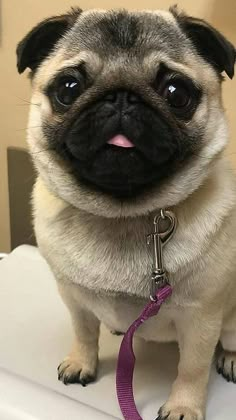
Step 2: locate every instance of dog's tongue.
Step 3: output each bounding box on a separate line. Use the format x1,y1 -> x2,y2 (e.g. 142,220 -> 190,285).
107,135 -> 135,148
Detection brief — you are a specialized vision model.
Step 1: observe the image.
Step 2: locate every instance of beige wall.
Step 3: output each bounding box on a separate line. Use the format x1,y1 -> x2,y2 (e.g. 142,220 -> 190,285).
0,0 -> 235,251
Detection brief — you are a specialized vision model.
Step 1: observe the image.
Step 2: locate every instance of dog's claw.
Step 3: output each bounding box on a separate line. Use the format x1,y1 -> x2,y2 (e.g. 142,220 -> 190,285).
216,348 -> 236,383
156,411 -> 170,420
157,405 -> 203,420
57,358 -> 96,386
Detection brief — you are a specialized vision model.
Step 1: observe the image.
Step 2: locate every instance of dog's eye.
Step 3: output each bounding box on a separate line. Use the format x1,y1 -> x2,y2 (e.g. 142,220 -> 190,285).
161,81 -> 191,109
154,68 -> 201,119
55,76 -> 81,106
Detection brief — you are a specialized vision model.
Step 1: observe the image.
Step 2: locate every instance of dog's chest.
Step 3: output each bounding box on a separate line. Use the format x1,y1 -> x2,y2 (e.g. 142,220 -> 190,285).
45,212 -> 158,297
77,287 -> 178,342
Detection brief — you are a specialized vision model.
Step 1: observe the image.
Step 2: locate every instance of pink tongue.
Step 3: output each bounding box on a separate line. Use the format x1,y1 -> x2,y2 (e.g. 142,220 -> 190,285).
107,134 -> 135,148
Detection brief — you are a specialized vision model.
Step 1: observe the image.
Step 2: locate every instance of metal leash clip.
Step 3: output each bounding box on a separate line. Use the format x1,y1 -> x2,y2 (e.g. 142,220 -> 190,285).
147,209 -> 177,301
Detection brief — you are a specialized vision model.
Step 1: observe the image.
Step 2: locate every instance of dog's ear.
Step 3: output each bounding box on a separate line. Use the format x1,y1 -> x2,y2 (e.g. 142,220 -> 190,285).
17,7 -> 82,74
170,6 -> 236,79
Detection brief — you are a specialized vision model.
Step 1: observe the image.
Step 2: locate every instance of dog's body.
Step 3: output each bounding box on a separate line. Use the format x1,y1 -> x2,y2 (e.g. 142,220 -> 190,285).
17,7 -> 236,419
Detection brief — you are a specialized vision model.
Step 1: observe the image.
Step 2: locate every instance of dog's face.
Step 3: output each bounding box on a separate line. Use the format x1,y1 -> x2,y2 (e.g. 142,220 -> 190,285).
17,7 -> 235,216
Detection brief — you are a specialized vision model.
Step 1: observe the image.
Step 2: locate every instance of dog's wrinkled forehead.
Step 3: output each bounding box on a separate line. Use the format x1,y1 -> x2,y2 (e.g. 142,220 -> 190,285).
61,11 -> 186,60
17,7 -> 235,82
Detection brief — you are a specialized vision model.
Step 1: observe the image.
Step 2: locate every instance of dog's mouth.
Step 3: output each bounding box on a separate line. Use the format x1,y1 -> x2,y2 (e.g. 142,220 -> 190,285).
107,134 -> 135,148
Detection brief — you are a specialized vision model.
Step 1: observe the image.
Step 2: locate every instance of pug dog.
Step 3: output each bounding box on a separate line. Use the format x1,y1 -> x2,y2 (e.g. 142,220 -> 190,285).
17,6 -> 236,420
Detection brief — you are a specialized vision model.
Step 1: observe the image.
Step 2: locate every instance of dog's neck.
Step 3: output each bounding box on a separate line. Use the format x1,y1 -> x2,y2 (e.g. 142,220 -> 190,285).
34,156 -> 236,298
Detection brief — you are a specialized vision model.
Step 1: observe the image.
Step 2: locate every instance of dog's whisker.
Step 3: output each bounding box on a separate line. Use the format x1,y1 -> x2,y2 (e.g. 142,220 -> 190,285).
30,150 -> 51,155
16,103 -> 37,107
15,95 -> 40,107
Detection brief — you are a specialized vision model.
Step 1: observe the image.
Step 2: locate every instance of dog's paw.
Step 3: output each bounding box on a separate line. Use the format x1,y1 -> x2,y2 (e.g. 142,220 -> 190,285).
156,404 -> 204,420
216,348 -> 236,383
58,356 -> 96,386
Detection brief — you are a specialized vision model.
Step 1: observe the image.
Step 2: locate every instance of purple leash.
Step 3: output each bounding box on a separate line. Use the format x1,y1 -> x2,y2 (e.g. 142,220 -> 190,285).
116,210 -> 177,420
116,285 -> 172,420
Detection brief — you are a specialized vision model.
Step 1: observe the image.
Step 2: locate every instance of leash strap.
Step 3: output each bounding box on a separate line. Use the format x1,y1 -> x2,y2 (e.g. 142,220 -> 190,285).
116,285 -> 172,420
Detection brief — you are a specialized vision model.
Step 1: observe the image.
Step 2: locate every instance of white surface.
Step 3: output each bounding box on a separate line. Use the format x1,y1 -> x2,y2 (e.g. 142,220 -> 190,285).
0,369 -> 117,420
0,245 -> 235,419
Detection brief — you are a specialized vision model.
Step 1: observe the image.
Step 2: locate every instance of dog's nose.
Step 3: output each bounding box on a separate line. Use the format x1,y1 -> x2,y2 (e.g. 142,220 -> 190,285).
104,90 -> 140,105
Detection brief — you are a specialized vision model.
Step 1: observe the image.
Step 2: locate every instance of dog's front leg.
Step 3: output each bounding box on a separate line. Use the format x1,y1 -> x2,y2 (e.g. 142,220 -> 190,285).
57,283 -> 100,386
157,306 -> 222,420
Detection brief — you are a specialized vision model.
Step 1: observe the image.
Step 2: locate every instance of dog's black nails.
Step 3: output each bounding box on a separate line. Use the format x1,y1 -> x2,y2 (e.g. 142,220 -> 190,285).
231,361 -> 235,382
156,412 -> 170,420
222,371 -> 230,382
80,379 -> 87,387
80,374 -> 96,386
65,372 -> 81,384
62,375 -> 69,385
231,360 -> 236,383
216,365 -> 222,375
222,357 -> 225,371
58,364 -> 70,380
